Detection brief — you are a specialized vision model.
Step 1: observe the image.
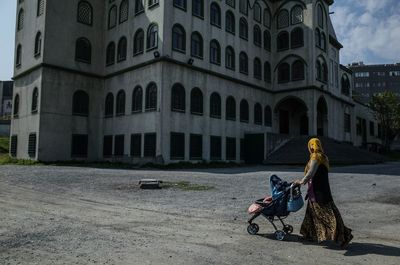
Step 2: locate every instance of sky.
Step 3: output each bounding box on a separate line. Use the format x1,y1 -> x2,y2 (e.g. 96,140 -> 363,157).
0,0 -> 400,80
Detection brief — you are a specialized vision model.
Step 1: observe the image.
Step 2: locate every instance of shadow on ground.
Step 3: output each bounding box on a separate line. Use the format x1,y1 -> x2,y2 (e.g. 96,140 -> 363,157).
257,233 -> 400,257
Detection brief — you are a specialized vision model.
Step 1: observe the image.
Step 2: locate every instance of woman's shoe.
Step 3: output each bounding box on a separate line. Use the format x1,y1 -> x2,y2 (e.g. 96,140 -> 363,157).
340,234 -> 353,249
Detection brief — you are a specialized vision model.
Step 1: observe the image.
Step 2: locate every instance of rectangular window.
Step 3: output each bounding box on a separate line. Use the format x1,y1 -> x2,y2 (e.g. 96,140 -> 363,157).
344,114 -> 351,133
103,135 -> 113,157
37,0 -> 44,16
170,132 -> 185,160
389,71 -> 400,76
210,136 -> 221,160
356,117 -> 362,136
28,133 -> 37,158
10,135 -> 18,157
144,133 -> 156,157
130,134 -> 142,157
114,135 -> 125,156
173,0 -> 187,10
71,134 -> 88,157
226,137 -> 236,160
192,0 -> 204,18
135,0 -> 144,14
334,63 -> 338,88
148,0 -> 159,8
190,134 -> 202,160
240,138 -> 245,160
369,121 -> 375,136
239,0 -> 248,15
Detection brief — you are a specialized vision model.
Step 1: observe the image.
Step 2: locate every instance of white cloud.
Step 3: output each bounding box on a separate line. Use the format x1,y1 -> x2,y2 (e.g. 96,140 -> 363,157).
331,0 -> 400,65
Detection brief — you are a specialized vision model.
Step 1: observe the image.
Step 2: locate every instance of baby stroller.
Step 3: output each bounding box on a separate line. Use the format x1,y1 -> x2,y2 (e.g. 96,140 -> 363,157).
247,175 -> 303,240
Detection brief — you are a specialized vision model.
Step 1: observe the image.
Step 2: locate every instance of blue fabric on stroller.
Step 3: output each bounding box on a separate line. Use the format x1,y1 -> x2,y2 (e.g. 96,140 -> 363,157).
261,175 -> 291,217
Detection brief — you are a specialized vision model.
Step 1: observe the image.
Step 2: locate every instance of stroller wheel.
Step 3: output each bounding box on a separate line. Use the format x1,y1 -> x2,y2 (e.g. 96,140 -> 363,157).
274,230 -> 286,241
283,225 -> 293,234
247,223 -> 259,235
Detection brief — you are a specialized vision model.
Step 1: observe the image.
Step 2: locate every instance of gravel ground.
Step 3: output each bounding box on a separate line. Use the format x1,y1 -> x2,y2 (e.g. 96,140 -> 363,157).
0,163 -> 400,265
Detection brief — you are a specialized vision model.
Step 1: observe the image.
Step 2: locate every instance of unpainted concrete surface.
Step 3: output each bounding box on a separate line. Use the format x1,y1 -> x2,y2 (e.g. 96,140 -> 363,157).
1,163 -> 400,265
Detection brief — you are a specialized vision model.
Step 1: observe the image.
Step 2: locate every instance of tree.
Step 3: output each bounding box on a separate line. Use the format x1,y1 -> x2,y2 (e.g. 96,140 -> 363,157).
368,91 -> 400,151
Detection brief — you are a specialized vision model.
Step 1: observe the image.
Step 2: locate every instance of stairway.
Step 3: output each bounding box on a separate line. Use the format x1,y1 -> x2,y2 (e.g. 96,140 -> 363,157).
265,136 -> 386,165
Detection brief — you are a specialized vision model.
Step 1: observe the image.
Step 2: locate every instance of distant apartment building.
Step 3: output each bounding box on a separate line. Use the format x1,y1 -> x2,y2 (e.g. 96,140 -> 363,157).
0,81 -> 13,136
349,62 -> 400,103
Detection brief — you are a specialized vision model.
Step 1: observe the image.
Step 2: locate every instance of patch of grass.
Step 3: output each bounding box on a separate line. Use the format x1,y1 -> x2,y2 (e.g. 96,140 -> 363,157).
141,161 -> 242,169
385,151 -> 400,161
0,154 -> 42,166
0,137 -> 9,154
161,181 -> 214,191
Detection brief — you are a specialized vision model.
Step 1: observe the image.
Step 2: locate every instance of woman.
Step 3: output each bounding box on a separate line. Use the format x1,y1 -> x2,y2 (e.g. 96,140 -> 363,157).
294,138 -> 353,249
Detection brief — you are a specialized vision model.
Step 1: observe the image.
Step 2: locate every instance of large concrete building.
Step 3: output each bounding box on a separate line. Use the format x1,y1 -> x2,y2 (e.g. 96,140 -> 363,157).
11,0 -> 380,163
349,62 -> 400,103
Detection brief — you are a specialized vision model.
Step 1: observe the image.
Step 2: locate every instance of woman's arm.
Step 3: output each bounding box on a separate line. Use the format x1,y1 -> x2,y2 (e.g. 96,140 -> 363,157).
300,160 -> 318,185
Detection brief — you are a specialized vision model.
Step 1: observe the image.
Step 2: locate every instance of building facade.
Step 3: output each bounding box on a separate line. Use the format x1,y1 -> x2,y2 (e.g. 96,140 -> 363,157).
11,0 -> 380,163
349,62 -> 400,103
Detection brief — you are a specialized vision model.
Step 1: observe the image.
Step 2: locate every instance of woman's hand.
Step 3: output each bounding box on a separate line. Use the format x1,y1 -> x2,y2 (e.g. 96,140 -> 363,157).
293,179 -> 303,186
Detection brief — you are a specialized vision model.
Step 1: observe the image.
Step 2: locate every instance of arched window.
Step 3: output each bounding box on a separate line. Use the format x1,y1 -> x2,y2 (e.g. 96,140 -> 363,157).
119,0 -> 129,23
291,5 -> 303,25
75,38 -> 91,63
253,25 -> 261,47
17,9 -> 24,31
132,86 -> 143,112
147,23 -> 158,49
192,0 -> 204,17
277,31 -> 289,51
34,32 -> 42,56
253,2 -> 261,22
172,24 -> 186,52
225,46 -> 235,70
278,63 -> 290,83
315,28 -> 321,47
105,93 -> 114,117
321,32 -> 326,50
133,29 -> 144,54
226,11 -> 235,34
32,87 -> 39,113
277,10 -> 289,29
292,60 -> 305,80
171,84 -> 186,112
291,27 -> 304,48
254,103 -> 262,125
239,0 -> 247,15
226,96 -> 236,121
77,1 -> 93,25
239,17 -> 248,40
190,87 -> 203,114
263,30 -> 271,51
210,2 -> 221,27
135,0 -> 144,14
210,92 -> 221,118
72,90 -> 89,116
145,82 -> 157,110
322,61 -> 328,82
239,52 -> 248,74
106,42 -> 115,66
13,94 -> 20,117
264,105 -> 272,127
240,99 -> 249,122
317,4 -> 324,28
341,74 -> 350,96
116,90 -> 126,115
263,8 -> 271,28
254,58 -> 262,80
108,5 -> 117,29
316,60 -> 322,80
210,40 -> 221,64
264,61 -> 271,83
191,32 -> 203,58
117,37 -> 127,62
16,45 -> 22,67
37,0 -> 44,16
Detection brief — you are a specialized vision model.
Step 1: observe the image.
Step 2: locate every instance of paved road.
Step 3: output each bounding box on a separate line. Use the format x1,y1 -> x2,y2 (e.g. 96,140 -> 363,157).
0,163 -> 399,265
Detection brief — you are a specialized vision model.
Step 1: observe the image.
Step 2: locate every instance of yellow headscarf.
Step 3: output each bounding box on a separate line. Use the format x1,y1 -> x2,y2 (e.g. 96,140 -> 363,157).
305,138 -> 330,174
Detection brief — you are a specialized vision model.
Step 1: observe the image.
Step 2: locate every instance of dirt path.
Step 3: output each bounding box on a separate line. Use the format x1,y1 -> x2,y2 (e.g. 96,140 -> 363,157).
1,164 -> 399,264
